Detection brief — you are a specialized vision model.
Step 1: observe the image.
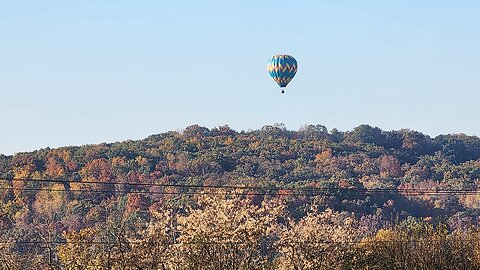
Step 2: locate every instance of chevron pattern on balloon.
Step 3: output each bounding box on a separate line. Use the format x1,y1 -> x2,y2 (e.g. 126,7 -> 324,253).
267,54 -> 298,88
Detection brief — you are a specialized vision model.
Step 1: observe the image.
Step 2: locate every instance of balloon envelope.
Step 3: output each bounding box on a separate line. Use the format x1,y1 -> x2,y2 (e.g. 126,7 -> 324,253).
267,54 -> 297,88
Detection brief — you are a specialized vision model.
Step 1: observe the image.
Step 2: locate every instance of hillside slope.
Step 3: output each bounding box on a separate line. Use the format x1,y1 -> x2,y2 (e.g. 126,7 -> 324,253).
2,124 -> 480,268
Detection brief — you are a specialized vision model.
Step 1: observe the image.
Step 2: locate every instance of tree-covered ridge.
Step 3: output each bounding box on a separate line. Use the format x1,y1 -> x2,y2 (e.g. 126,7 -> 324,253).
1,124 -> 480,269
2,124 -> 480,215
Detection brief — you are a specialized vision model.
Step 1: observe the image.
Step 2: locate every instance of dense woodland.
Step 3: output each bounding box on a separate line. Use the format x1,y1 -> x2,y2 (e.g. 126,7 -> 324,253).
1,124 -> 480,269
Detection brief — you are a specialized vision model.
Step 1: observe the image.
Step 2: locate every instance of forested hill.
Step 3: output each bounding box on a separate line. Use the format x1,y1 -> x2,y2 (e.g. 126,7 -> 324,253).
3,124 -> 480,268
2,123 -> 480,221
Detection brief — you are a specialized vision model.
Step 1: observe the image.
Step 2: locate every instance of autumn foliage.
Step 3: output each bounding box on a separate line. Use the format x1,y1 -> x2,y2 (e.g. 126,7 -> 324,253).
1,124 -> 480,269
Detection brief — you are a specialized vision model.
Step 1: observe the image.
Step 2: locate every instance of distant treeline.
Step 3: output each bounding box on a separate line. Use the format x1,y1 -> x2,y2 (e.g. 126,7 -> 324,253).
1,124 -> 480,269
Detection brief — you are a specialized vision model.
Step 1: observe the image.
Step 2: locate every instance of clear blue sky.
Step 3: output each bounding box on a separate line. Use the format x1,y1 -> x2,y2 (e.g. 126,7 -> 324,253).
1,1 -> 479,155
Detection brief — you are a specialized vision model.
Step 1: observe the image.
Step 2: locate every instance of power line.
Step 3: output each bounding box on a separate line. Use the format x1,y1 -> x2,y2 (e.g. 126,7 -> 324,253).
2,177 -> 258,190
1,178 -> 480,196
3,186 -> 480,197
1,239 -> 480,246
0,187 -> 272,196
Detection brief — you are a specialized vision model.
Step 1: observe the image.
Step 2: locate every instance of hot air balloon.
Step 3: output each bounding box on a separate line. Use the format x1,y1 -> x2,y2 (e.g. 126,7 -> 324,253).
267,54 -> 297,94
